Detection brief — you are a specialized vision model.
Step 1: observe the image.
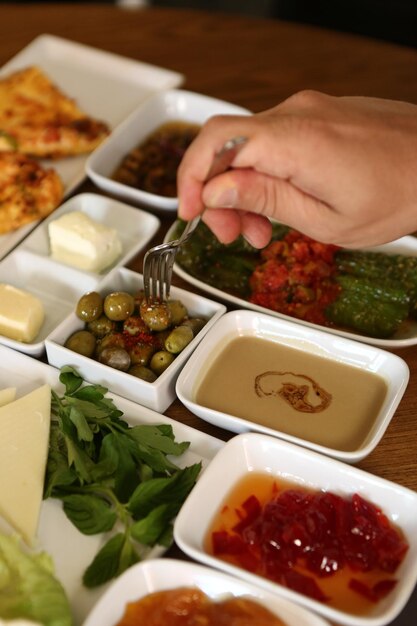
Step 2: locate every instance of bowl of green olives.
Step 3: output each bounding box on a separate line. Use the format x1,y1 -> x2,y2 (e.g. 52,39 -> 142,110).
45,266 -> 226,412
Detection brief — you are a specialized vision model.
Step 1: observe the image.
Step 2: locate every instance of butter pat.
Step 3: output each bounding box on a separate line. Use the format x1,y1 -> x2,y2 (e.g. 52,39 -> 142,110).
0,284 -> 44,343
49,210 -> 122,272
0,384 -> 51,545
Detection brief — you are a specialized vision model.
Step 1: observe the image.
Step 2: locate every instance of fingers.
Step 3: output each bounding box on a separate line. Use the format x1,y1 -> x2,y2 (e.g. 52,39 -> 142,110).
202,208 -> 273,248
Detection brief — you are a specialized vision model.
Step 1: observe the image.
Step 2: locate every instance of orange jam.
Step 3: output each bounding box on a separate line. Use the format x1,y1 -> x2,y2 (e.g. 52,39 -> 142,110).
114,587 -> 287,626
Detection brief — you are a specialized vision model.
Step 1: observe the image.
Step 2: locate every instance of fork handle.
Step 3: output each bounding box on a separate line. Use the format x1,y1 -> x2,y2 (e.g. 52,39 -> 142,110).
178,135 -> 248,245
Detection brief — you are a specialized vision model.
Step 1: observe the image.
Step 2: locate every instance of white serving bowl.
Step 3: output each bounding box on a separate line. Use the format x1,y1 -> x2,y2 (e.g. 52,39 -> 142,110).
176,309 -> 409,463
82,558 -> 330,626
174,433 -> 417,626
20,192 -> 160,276
86,89 -> 250,211
45,266 -> 226,412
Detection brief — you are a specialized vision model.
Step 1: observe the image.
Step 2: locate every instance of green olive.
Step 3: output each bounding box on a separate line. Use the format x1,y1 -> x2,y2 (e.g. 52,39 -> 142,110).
140,299 -> 171,331
150,350 -> 175,375
98,346 -> 131,371
87,314 -> 116,338
165,325 -> 194,354
167,299 -> 188,325
76,291 -> 103,322
182,317 -> 207,336
128,342 -> 156,366
65,330 -> 96,357
123,315 -> 148,336
96,332 -> 126,356
128,364 -> 157,383
104,291 -> 135,321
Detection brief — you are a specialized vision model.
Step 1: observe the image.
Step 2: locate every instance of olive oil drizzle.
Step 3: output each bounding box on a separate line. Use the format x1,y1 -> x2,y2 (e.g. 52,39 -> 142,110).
254,370 -> 332,413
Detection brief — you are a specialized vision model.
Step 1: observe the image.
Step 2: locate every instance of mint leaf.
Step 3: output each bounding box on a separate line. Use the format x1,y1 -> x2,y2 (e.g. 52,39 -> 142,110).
128,463 -> 202,518
131,503 -> 177,545
61,493 -> 117,535
82,533 -> 139,588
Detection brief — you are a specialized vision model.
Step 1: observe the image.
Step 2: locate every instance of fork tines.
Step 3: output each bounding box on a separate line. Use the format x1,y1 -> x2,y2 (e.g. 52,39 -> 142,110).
143,242 -> 177,302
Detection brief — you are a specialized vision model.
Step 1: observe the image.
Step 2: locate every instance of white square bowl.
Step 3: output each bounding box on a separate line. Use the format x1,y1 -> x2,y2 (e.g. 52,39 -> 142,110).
174,432 -> 417,626
86,89 -> 250,211
175,310 -> 409,463
83,558 -> 330,626
45,266 -> 226,412
0,249 -> 99,357
20,192 -> 160,276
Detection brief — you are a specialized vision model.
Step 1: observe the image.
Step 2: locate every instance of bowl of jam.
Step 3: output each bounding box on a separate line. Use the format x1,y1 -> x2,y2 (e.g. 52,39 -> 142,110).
174,432 -> 417,626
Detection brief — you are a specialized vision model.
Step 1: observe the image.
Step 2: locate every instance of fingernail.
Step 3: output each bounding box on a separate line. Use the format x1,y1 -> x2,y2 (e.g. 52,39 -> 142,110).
206,186 -> 238,208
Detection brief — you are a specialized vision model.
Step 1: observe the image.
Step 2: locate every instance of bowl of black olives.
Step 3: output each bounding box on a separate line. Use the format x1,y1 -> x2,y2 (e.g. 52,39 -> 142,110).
45,266 -> 226,412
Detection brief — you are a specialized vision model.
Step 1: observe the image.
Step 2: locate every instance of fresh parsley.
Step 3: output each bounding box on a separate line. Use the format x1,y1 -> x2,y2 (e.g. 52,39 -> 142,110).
44,366 -> 202,588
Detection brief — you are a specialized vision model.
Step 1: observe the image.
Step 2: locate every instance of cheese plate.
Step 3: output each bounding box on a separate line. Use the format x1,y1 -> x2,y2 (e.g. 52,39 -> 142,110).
0,345 -> 223,625
0,33 -> 183,261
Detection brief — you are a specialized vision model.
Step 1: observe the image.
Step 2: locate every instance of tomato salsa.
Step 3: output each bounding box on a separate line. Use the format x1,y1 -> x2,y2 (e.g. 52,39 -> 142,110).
114,587 -> 287,626
249,230 -> 341,325
206,473 -> 408,616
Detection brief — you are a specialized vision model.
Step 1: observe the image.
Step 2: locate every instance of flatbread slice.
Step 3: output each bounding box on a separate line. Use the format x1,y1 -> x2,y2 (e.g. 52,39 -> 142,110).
0,151 -> 64,234
0,65 -> 110,158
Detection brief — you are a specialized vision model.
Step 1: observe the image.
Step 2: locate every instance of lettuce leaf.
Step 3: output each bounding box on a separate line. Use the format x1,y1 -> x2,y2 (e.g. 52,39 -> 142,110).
0,533 -> 72,626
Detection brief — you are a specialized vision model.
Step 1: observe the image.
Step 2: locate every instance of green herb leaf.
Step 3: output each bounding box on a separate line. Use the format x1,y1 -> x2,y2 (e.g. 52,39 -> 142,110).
59,366 -> 84,395
130,502 -> 177,545
128,424 -> 190,456
61,493 -> 117,535
69,406 -> 94,442
82,533 -> 140,588
128,463 -> 202,518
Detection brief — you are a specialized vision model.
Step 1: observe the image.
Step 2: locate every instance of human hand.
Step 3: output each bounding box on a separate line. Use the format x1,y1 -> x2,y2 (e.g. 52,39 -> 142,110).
177,90 -> 417,248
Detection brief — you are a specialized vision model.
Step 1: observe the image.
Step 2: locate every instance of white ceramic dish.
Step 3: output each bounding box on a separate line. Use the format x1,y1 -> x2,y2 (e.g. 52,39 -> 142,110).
0,33 -> 183,260
0,249 -> 99,357
176,309 -> 409,463
174,432 -> 417,626
167,220 -> 417,348
20,192 -> 160,276
45,266 -> 227,412
86,89 -> 250,211
83,558 -> 330,626
0,344 -> 223,625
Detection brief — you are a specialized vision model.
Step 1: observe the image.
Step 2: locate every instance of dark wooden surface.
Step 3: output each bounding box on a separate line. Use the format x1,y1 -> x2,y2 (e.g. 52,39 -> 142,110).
1,5 -> 417,623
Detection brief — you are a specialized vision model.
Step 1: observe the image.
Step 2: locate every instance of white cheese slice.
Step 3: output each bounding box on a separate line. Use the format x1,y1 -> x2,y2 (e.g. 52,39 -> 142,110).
48,210 -> 122,273
0,384 -> 51,546
0,387 -> 16,407
0,284 -> 45,343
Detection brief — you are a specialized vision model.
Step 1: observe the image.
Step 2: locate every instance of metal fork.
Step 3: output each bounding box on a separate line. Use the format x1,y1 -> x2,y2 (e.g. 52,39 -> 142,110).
142,135 -> 248,302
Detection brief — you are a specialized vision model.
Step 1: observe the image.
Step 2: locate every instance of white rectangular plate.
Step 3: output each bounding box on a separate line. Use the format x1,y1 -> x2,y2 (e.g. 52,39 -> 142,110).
84,558 -> 329,626
0,34 -> 183,260
174,432 -> 417,626
167,222 -> 417,348
0,345 -> 223,625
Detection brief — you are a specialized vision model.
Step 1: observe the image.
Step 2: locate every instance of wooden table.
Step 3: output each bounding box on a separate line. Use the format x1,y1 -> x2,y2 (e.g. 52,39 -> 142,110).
1,5 -> 417,624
